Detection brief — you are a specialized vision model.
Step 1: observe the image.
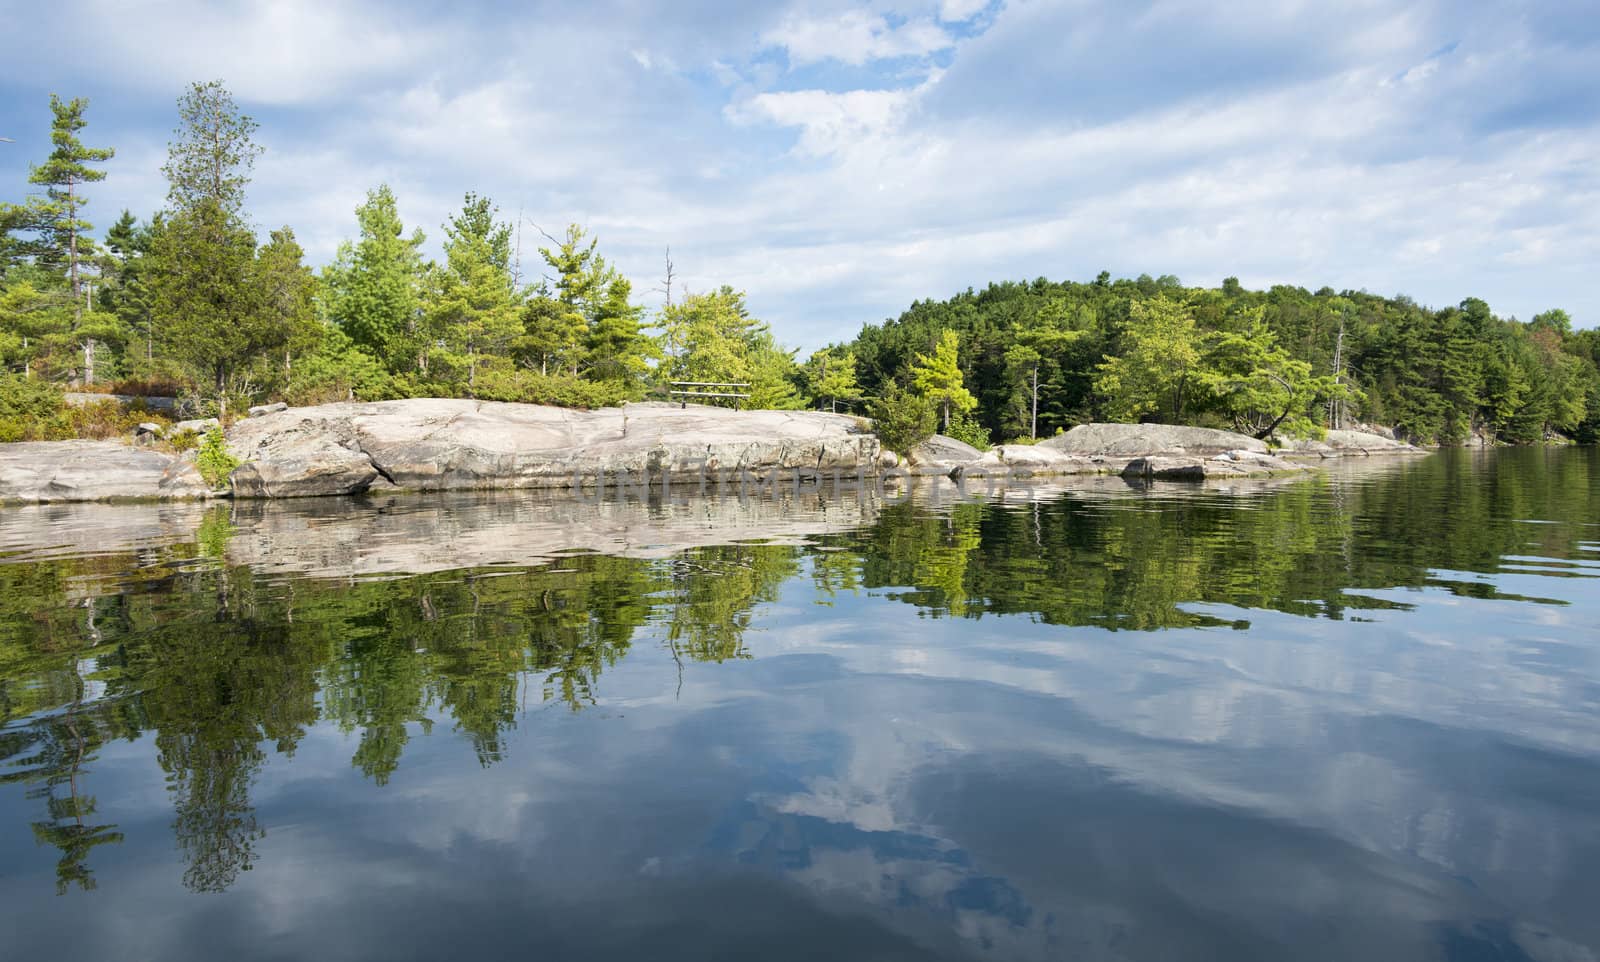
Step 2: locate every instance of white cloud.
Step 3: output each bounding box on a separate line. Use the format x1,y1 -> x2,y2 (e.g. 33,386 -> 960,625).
3,0 -> 1597,355
3,0 -> 452,105
938,0 -> 989,22
762,10 -> 952,66
726,87 -> 919,156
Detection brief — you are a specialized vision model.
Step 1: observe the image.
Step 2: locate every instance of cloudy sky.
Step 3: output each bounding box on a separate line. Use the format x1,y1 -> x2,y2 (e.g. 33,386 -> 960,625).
1,0 -> 1595,348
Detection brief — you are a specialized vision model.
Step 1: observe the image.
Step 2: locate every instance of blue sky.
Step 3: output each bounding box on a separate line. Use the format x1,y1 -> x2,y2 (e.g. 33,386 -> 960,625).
1,0 -> 1596,349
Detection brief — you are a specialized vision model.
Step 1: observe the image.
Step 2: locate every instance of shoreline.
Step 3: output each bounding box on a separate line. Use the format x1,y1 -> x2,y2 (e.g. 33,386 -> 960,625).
1,400 -> 1436,504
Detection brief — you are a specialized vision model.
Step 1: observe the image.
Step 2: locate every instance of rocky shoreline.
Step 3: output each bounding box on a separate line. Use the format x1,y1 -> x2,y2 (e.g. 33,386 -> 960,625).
0,399 -> 1427,503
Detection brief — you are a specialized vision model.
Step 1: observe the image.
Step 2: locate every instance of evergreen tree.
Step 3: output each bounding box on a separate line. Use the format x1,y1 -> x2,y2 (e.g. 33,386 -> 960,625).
423,194 -> 520,393
586,274 -> 655,391
162,81 -> 261,218
910,329 -> 976,432
324,185 -> 427,371
805,347 -> 863,413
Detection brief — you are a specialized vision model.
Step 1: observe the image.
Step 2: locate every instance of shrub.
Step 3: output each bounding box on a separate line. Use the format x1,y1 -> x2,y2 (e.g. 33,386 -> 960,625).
0,374 -> 70,441
473,367 -> 630,409
868,382 -> 937,455
196,427 -> 240,489
285,330 -> 396,405
946,411 -> 992,451
63,399 -> 173,440
165,428 -> 201,453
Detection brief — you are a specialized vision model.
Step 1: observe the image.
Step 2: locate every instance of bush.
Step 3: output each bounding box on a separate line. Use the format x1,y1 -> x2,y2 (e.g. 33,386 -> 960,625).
868,382 -> 937,455
0,374 -> 70,441
946,411 -> 991,451
63,399 -> 173,440
473,367 -> 630,409
284,330 -> 397,406
196,427 -> 239,489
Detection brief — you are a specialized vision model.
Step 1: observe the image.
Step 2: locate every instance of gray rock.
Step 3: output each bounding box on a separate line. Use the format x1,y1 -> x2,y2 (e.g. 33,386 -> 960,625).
63,392 -> 179,412
0,440 -> 213,502
172,417 -> 221,436
1043,422 -> 1269,458
227,415 -> 380,498
992,443 -> 1099,476
225,400 -> 881,498
1123,457 -> 1213,481
248,401 -> 288,418
1124,453 -> 1302,481
1320,429 -> 1422,454
905,434 -> 985,474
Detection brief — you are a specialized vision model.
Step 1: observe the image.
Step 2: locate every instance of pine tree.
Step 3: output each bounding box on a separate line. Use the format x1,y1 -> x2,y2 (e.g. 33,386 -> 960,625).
586,274 -> 655,391
324,185 -> 427,370
423,194 -> 520,394
162,81 -> 261,219
910,329 -> 976,432
1,96 -> 115,382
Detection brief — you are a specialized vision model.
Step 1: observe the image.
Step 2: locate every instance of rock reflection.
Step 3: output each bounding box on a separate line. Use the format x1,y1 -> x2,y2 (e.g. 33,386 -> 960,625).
0,447 -> 1594,943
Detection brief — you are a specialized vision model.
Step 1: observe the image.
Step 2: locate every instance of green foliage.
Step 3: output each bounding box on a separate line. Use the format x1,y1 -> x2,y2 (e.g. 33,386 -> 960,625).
804,347 -> 864,413
284,326 -> 395,405
421,193 -> 522,394
471,366 -> 629,409
838,275 -> 1598,446
162,81 -> 261,217
323,185 -> 427,369
1096,294 -> 1205,423
910,329 -> 977,432
945,410 -> 992,450
196,427 -> 239,489
661,287 -> 802,409
0,372 -> 68,441
868,380 -> 937,454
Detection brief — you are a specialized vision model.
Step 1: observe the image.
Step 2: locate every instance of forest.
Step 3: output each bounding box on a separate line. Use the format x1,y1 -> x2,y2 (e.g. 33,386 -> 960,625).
3,82 -> 1597,450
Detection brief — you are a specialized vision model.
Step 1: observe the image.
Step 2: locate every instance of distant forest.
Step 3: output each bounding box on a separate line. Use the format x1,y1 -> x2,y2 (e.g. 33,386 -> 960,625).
3,81 -> 1596,449
837,274 -> 1600,446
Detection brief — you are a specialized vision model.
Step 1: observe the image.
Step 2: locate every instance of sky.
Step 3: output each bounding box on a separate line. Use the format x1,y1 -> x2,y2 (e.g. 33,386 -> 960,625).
1,0 -> 1596,349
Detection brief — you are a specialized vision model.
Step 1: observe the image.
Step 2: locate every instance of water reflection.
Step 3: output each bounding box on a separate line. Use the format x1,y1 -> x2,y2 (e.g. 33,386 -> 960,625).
0,448 -> 1597,961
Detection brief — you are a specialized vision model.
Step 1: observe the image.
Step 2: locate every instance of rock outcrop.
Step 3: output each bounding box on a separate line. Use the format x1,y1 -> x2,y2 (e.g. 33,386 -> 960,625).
1277,429 -> 1425,458
0,403 -> 1431,503
1041,422 -> 1271,458
1123,450 -> 1303,481
906,435 -> 986,474
0,440 -> 212,502
225,399 -> 881,498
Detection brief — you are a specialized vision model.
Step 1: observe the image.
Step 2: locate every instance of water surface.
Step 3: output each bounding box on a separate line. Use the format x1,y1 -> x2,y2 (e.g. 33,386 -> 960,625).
2,449 -> 1598,961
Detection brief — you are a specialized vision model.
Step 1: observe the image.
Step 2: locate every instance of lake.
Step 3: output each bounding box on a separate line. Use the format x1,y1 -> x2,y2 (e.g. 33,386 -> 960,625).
1,448 -> 1597,961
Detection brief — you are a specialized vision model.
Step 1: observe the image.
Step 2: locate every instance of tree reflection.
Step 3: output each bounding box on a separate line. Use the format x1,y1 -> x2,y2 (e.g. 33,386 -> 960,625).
0,450 -> 1595,893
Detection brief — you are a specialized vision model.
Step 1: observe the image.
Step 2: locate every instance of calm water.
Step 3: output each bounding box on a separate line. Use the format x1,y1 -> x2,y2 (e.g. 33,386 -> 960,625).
2,450 -> 1598,961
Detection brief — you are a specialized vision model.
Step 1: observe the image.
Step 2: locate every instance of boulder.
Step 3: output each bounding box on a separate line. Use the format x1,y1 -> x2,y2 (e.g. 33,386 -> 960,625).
1320,429 -> 1422,454
992,443 -> 1098,476
227,414 -> 380,498
1124,453 -> 1302,481
172,417 -> 221,436
1042,423 -> 1269,458
1123,457 -> 1213,481
0,440 -> 212,502
248,401 -> 288,418
905,434 -> 986,474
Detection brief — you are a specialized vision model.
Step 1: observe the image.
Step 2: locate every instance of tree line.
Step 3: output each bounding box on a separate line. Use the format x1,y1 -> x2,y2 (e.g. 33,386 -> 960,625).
0,81 -> 828,429
837,273 -> 1600,448
3,82 -> 1596,448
